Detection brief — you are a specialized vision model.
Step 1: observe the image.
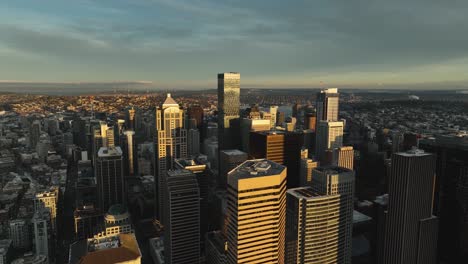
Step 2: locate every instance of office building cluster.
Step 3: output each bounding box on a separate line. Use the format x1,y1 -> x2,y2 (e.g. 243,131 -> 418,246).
0,73 -> 465,264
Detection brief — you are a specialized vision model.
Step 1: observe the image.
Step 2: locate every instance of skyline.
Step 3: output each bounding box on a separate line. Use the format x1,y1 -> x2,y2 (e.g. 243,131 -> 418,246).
1,0 -> 468,90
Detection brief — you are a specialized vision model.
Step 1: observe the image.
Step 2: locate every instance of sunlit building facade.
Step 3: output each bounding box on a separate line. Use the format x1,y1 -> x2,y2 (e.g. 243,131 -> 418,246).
218,72 -> 240,150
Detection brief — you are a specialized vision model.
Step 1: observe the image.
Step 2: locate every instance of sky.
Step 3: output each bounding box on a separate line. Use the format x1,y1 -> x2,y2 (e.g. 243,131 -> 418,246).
1,0 -> 468,90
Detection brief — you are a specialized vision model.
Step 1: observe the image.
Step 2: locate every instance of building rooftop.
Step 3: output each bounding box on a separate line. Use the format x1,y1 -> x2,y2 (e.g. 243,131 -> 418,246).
107,204 -> 127,216
228,159 -> 285,180
314,166 -> 353,175
220,149 -> 247,156
397,148 -> 431,157
353,210 -> 372,225
162,93 -> 179,107
97,146 -> 122,158
72,234 -> 141,264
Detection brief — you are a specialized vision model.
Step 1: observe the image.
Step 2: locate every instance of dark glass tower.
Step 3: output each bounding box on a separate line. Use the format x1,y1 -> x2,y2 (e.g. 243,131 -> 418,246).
217,72 -> 240,150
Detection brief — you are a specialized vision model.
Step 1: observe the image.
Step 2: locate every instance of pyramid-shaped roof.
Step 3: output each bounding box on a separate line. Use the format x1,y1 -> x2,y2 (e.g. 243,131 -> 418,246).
163,93 -> 179,107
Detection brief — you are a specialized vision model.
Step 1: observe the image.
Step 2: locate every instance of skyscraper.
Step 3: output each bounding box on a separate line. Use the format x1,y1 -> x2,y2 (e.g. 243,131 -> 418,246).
35,187 -> 59,233
123,130 -> 136,176
315,120 -> 344,161
270,106 -> 278,129
32,209 -> 52,261
311,166 -> 355,264
217,72 -> 240,150
299,158 -> 319,186
225,159 -> 286,264
285,187 -> 341,263
336,146 -> 354,170
163,169 -> 200,264
219,149 -> 247,189
419,135 -> 468,262
155,93 -> 187,219
316,88 -> 339,121
249,130 -> 303,187
383,149 -> 438,264
29,120 -> 41,149
95,146 -> 125,212
188,128 -> 200,156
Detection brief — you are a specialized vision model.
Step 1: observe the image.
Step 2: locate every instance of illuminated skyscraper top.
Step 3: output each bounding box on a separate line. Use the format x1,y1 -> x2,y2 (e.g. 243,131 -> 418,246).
218,72 -> 240,150
316,88 -> 339,121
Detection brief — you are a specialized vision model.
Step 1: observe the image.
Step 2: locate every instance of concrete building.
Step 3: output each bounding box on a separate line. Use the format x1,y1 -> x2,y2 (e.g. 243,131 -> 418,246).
205,231 -> 227,264
315,121 -> 344,162
69,233 -> 141,264
32,209 -> 52,263
218,72 -> 240,150
0,240 -> 13,264
155,93 -> 188,220
311,166 -> 355,264
9,219 -> 31,250
299,158 -> 319,186
95,146 -> 125,212
123,130 -> 136,176
188,129 -> 201,156
316,88 -> 339,122
286,187 -> 341,263
336,146 -> 354,170
225,159 -> 287,264
383,149 -> 438,264
240,118 -> 270,153
149,237 -> 165,264
163,170 -> 200,264
34,188 -> 58,233
103,204 -> 132,236
269,106 -> 278,129
249,130 -> 303,188
219,149 -> 248,189
73,205 -> 104,240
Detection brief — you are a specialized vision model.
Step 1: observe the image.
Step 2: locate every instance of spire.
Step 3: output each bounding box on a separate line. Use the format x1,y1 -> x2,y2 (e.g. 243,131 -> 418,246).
163,93 -> 179,107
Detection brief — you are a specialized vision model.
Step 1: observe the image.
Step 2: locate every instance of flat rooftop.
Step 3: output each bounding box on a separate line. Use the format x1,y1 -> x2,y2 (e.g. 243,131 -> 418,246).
314,166 -> 353,175
221,149 -> 247,156
397,148 -> 432,157
228,159 -> 285,179
98,146 -> 122,157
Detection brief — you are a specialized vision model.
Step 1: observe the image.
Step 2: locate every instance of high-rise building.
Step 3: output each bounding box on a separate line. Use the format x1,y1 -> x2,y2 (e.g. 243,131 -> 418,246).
74,205 -> 104,241
239,118 -> 270,153
276,111 -> 285,127
123,130 -> 136,176
285,187 -> 341,263
155,93 -> 188,219
336,146 -> 354,170
219,150 -> 248,189
163,170 -> 200,264
217,72 -> 240,150
29,120 -> 41,149
205,231 -> 227,264
311,166 -> 355,264
299,158 -> 319,186
95,146 -> 125,212
188,129 -> 201,156
225,159 -> 287,264
9,219 -> 31,250
103,204 -> 132,236
316,88 -> 339,121
269,106 -> 278,129
315,121 -> 344,161
304,107 -> 317,131
419,135 -> 468,262
187,105 -> 204,131
35,187 -> 59,233
125,106 -> 140,131
249,130 -> 303,187
175,156 -> 209,241
32,209 -> 52,262
383,149 -> 438,264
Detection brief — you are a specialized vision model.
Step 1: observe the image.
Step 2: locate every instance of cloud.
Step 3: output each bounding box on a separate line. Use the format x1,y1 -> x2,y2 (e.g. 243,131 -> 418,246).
1,0 -> 468,88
